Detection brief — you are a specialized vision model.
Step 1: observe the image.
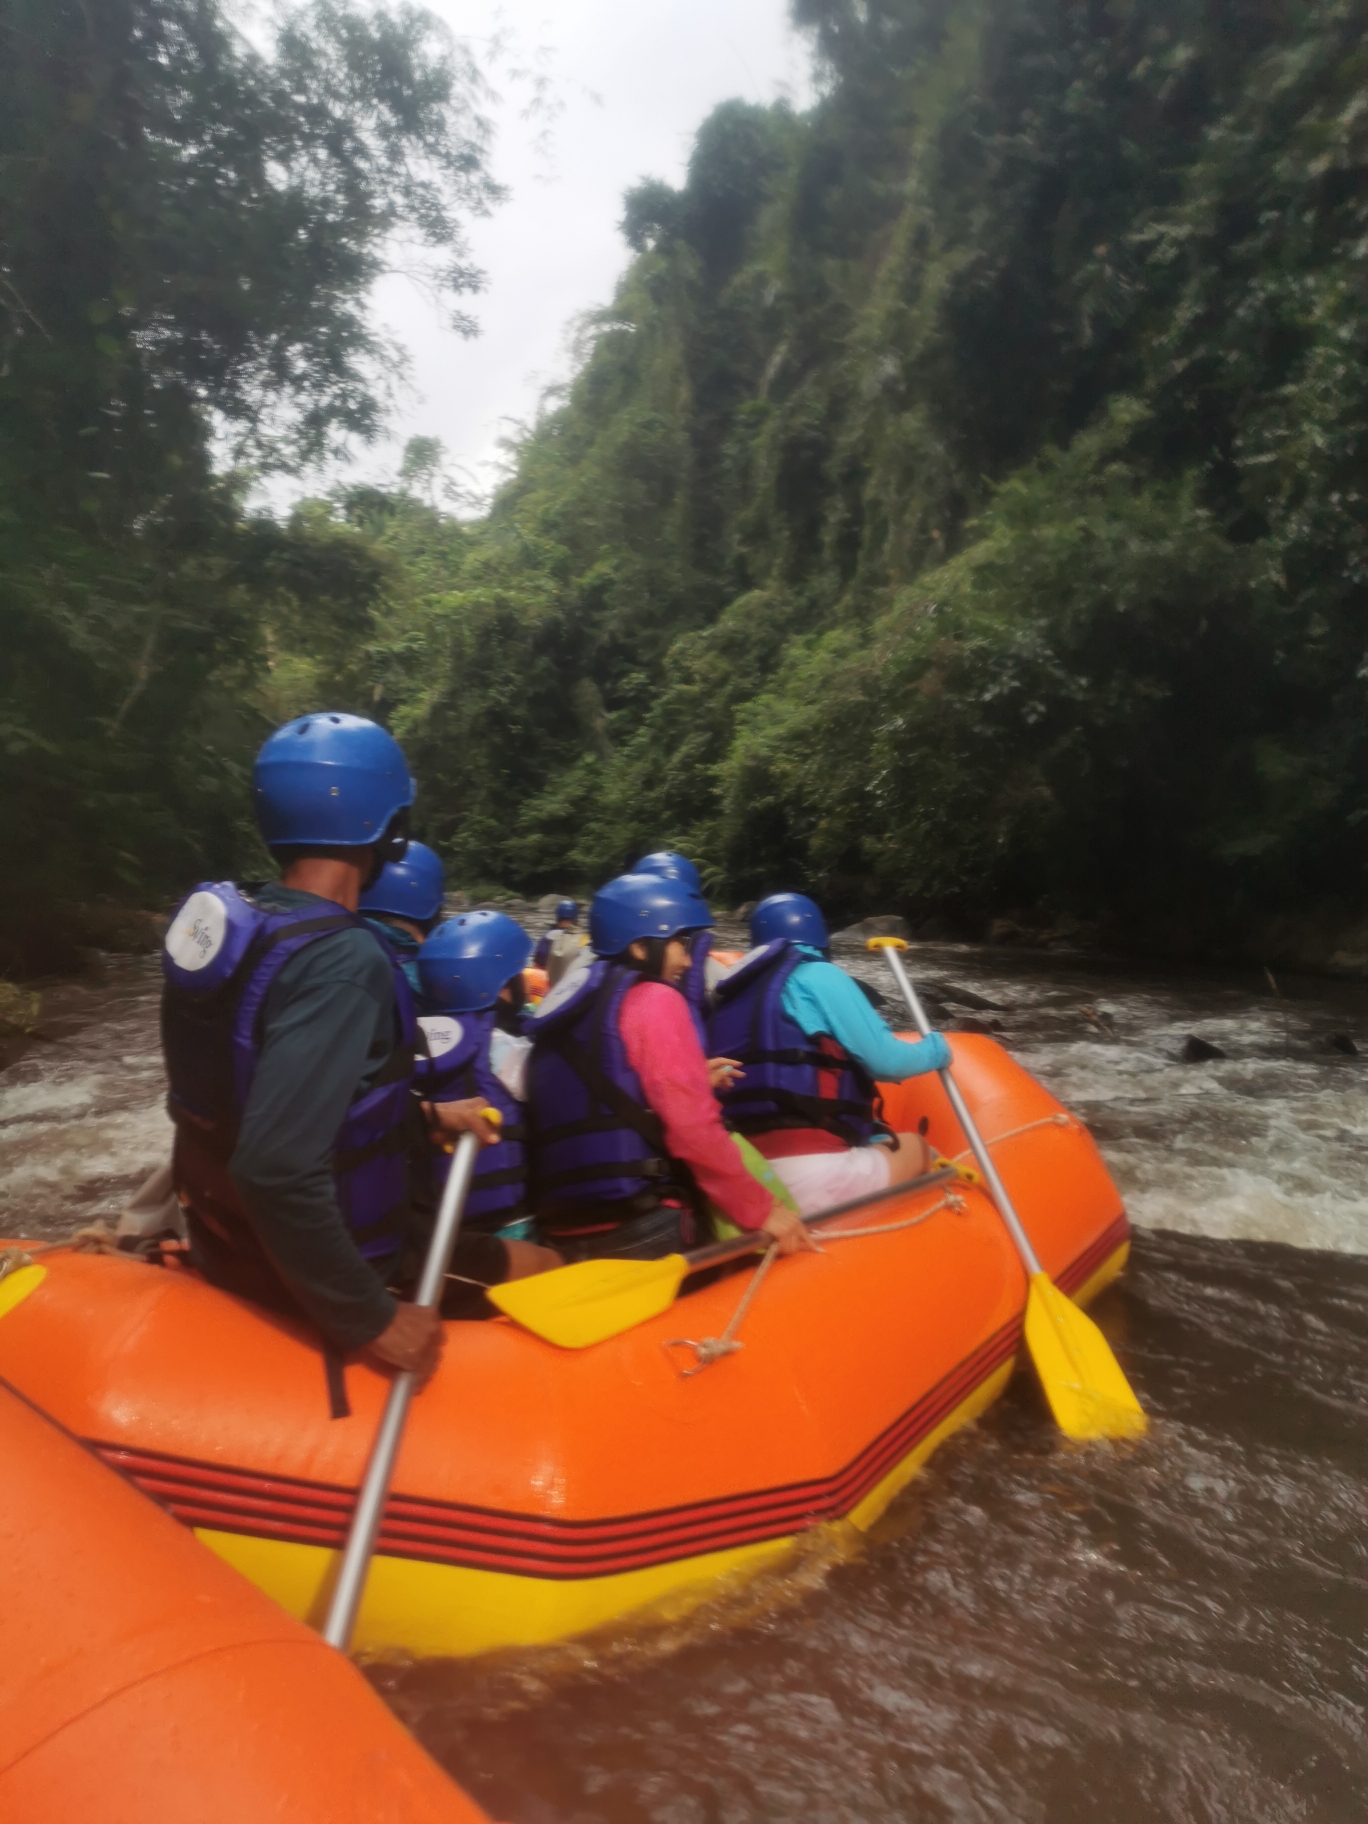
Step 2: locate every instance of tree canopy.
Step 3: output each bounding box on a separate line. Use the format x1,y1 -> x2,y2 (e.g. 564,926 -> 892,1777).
0,0 -> 499,967
3,0 -> 1366,970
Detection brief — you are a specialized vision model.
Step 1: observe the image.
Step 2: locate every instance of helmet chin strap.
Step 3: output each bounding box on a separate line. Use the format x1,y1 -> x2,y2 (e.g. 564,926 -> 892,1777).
367,809 -> 411,886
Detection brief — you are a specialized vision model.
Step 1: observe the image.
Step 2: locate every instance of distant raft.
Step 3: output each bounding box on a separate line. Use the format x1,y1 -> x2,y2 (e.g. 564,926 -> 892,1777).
0,1381 -> 487,1823
0,1035 -> 1130,1661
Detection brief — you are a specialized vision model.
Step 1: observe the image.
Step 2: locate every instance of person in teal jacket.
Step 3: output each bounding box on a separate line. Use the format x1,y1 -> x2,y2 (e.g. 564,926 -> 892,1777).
708,893 -> 950,1216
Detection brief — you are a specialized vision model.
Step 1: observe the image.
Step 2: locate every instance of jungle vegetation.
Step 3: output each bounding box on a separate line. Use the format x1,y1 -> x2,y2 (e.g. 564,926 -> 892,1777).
3,0 -> 1366,969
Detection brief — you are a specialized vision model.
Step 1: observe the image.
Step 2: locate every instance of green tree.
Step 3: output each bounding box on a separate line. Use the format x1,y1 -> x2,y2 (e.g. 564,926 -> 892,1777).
0,0 -> 501,966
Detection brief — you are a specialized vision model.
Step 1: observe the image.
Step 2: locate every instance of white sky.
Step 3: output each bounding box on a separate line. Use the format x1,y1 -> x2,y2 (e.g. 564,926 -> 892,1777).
274,0 -> 812,508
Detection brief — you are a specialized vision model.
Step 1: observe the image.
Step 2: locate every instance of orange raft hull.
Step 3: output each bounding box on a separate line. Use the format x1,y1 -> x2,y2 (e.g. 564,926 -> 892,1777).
0,1037 -> 1130,1661
0,1383 -> 487,1822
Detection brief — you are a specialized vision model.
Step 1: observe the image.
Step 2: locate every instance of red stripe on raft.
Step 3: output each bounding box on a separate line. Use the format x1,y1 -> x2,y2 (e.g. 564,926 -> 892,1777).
91,1215 -> 1129,1582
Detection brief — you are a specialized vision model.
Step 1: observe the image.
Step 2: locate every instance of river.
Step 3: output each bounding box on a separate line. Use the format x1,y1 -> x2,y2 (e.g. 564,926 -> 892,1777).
1,936 -> 1364,1820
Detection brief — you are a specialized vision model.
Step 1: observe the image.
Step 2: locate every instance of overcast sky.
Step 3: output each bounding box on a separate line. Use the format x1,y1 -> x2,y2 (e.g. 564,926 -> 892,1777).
275,0 -> 813,508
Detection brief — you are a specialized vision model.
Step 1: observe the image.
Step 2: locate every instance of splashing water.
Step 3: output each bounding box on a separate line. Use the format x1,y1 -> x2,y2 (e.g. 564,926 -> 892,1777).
1,939 -> 1364,1819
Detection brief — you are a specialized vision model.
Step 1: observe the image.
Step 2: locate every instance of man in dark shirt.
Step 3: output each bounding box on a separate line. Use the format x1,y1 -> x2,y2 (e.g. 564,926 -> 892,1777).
168,713 -> 542,1380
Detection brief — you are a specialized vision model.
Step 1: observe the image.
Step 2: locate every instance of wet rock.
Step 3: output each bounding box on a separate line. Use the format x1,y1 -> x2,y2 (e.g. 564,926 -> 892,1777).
829,915 -> 911,948
946,1015 -> 1005,1036
940,983 -> 1006,1012
915,916 -> 955,941
1325,1031 -> 1358,1056
75,905 -> 167,954
536,893 -> 563,915
988,918 -> 1028,946
1181,1035 -> 1227,1062
733,902 -> 756,923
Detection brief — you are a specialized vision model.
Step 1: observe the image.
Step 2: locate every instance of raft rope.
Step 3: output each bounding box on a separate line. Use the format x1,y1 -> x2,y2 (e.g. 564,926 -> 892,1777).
662,1115 -> 1078,1376
0,1221 -> 132,1285
665,1188 -> 968,1376
948,1111 -> 1075,1163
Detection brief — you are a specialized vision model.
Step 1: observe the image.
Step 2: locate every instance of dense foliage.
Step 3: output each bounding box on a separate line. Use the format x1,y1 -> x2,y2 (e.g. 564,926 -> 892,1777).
0,0 -> 497,968
370,0 -> 1367,959
3,0 -> 1366,968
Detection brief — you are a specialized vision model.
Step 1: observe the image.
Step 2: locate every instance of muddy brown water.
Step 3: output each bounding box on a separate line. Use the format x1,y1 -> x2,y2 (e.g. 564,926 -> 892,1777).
1,938 -> 1364,1820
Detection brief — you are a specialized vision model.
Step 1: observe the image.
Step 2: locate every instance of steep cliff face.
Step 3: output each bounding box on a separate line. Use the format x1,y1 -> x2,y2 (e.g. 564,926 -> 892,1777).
387,0 -> 1366,955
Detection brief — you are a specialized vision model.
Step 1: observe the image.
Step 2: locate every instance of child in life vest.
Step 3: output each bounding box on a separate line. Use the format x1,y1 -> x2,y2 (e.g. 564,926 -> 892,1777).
358,840 -> 446,994
416,912 -> 561,1268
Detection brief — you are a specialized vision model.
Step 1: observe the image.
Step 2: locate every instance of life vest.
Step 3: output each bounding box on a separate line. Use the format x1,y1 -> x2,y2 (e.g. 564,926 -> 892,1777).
161,883 -> 418,1271
707,941 -> 881,1149
414,1009 -> 528,1229
525,957 -> 690,1227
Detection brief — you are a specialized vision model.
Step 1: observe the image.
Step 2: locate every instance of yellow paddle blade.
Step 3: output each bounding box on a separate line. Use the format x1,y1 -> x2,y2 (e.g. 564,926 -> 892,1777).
487,1253 -> 691,1348
1023,1272 -> 1148,1439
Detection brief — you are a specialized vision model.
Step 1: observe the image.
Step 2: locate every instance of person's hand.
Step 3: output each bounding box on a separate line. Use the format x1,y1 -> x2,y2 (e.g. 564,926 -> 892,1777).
708,1056 -> 744,1091
365,1303 -> 443,1381
421,1097 -> 502,1147
761,1202 -> 818,1257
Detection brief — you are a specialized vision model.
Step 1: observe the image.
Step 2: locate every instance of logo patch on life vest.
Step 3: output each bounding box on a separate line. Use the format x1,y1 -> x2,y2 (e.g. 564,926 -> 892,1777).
165,890 -> 229,972
418,1014 -> 463,1058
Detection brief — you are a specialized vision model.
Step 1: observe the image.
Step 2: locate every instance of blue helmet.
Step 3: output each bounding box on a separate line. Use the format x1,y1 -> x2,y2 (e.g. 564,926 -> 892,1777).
253,713 -> 414,850
555,899 -> 580,924
634,851 -> 702,893
418,911 -> 532,1013
359,840 -> 445,924
591,872 -> 712,958
751,892 -> 828,949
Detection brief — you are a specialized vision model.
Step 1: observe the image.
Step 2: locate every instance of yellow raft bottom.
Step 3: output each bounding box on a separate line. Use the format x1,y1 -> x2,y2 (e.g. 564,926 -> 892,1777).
200,1241 -> 1129,1659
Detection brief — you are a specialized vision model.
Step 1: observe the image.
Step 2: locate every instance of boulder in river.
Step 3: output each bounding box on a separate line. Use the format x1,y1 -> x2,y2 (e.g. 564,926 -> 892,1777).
1181,1035 -> 1227,1062
1325,1031 -> 1358,1056
830,915 -> 911,948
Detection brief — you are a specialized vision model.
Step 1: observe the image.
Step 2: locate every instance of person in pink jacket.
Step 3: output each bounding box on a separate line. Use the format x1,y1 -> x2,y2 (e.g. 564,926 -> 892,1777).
524,873 -> 814,1262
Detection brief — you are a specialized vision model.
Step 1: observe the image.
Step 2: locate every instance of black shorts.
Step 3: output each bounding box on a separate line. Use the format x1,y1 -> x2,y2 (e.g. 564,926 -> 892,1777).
391,1229 -> 510,1321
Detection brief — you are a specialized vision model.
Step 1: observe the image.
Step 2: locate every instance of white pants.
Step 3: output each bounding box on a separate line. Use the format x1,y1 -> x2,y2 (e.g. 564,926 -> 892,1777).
767,1145 -> 892,1217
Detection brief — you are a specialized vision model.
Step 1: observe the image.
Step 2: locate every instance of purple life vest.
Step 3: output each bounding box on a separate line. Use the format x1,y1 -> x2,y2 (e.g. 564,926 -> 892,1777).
525,957 -> 687,1223
706,941 -> 881,1148
161,883 -> 418,1268
414,1009 -> 527,1228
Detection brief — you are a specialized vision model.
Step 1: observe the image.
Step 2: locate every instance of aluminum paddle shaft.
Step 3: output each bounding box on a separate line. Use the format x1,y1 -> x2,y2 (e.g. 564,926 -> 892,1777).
875,941 -> 1044,1277
323,1128 -> 482,1651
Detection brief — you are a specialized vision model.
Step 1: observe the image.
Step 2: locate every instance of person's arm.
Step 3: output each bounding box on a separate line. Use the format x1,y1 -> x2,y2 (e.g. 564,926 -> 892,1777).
230,965 -> 399,1352
619,983 -> 773,1232
784,960 -> 950,1082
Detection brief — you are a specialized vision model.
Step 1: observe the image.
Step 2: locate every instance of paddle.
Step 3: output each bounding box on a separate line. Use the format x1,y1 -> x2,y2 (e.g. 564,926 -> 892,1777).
322,1123 -> 487,1651
487,1164 -> 960,1349
868,937 -> 1147,1440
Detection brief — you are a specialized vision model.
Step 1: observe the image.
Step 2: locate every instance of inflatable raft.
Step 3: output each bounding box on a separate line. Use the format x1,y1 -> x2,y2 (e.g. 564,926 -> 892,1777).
0,1036 -> 1129,1661
0,1382 -> 486,1821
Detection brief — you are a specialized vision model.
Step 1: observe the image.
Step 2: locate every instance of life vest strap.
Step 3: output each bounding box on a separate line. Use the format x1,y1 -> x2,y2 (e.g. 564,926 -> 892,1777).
537,1153 -> 674,1193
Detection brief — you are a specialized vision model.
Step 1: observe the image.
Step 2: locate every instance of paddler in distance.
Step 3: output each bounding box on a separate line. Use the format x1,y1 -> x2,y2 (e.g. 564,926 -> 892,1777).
160,712 -> 509,1382
525,872 -> 814,1261
359,838 -> 447,994
708,892 -> 952,1216
533,897 -> 587,989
